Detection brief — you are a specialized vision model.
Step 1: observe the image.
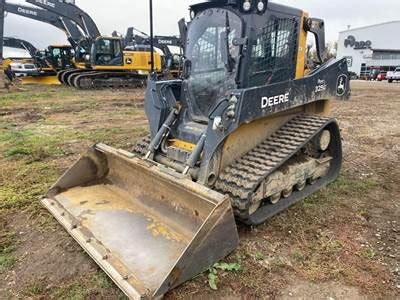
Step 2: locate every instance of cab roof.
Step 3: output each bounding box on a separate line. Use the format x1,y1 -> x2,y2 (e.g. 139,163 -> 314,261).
190,0 -> 302,17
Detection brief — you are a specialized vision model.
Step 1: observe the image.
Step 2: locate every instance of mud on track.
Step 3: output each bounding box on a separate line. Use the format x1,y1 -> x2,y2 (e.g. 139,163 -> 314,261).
0,81 -> 399,298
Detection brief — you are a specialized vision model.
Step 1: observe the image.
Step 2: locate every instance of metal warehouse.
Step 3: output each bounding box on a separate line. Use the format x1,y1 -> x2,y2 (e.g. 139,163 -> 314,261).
337,21 -> 400,78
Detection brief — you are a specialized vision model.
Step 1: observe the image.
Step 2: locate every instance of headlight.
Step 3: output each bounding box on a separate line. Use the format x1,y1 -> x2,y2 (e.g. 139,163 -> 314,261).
190,9 -> 195,20
243,0 -> 251,11
257,0 -> 265,12
85,54 -> 91,61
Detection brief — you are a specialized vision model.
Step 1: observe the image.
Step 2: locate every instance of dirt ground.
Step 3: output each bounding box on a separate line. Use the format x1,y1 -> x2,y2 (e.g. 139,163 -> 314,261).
0,81 -> 399,299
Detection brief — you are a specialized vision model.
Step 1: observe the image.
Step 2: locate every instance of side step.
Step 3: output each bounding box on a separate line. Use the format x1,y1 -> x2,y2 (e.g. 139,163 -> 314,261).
42,144 -> 239,299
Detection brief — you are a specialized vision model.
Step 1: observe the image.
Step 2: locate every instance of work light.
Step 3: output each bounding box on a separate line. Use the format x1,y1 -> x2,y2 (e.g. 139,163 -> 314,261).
257,1 -> 265,12
243,0 -> 251,11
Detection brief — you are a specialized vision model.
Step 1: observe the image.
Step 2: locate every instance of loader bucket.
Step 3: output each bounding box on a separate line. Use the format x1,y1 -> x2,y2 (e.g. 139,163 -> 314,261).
42,144 -> 239,299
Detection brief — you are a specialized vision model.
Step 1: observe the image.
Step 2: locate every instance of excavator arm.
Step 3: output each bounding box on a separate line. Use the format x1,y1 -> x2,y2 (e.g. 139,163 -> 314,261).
26,0 -> 100,39
4,2 -> 82,47
3,37 -> 37,57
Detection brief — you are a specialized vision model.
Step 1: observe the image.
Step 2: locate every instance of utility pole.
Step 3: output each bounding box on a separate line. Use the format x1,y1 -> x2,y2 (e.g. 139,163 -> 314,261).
0,0 -> 5,89
149,0 -> 154,74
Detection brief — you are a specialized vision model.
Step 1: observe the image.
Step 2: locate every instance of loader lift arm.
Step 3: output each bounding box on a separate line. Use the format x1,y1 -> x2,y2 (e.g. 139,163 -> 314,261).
4,2 -> 83,47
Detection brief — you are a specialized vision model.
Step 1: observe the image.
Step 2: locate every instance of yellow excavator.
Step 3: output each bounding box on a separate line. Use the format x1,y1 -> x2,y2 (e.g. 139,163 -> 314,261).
59,35 -> 163,89
42,0 -> 350,298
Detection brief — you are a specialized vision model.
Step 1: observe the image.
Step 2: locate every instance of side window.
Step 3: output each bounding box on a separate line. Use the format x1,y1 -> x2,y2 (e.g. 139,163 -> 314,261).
113,40 -> 122,57
249,17 -> 298,87
52,48 -> 61,57
192,27 -> 223,72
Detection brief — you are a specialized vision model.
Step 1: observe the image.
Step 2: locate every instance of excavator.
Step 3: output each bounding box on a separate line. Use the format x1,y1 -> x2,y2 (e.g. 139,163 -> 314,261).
3,1 -> 84,84
30,0 -> 162,89
127,29 -> 184,78
25,0 -> 101,69
42,0 -> 350,298
59,34 -> 162,89
4,37 -> 74,75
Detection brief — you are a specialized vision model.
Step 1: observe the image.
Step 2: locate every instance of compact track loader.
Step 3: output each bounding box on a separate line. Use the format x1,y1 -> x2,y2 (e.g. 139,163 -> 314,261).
43,0 -> 350,298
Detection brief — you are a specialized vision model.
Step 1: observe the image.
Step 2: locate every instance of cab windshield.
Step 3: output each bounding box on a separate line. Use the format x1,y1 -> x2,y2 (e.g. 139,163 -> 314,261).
185,8 -> 242,121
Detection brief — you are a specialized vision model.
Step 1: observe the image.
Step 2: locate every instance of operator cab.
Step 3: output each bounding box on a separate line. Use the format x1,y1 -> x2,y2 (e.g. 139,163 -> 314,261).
47,45 -> 74,71
182,1 -> 302,120
91,37 -> 123,66
172,0 -> 303,143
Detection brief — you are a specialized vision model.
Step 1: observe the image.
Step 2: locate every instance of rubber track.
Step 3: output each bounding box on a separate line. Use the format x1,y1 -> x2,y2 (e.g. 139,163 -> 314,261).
74,72 -> 145,89
214,114 -> 332,219
131,115 -> 335,222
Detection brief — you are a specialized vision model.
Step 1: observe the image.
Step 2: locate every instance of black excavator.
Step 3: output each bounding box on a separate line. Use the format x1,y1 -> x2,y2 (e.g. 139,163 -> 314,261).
43,0 -> 350,298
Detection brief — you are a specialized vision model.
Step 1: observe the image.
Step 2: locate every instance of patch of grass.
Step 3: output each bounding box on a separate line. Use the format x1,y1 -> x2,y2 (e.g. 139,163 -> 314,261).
0,86 -> 79,107
254,251 -> 265,261
50,271 -> 125,299
301,173 -> 378,209
0,254 -> 17,271
0,160 -> 57,210
0,232 -> 17,272
291,249 -> 306,262
54,284 -> 87,299
91,272 -> 114,289
24,280 -> 47,296
359,247 -> 376,260
0,127 -> 66,160
0,90 -> 54,106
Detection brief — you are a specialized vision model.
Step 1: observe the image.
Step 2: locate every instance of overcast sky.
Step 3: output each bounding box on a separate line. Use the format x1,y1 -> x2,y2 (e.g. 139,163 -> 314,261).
3,0 -> 400,56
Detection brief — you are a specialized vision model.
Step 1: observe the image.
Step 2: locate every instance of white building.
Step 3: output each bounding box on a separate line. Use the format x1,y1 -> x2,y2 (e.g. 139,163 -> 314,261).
337,21 -> 400,77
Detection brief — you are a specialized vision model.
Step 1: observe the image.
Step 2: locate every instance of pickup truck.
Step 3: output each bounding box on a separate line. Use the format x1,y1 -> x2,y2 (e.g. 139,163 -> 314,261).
10,62 -> 38,77
387,67 -> 400,83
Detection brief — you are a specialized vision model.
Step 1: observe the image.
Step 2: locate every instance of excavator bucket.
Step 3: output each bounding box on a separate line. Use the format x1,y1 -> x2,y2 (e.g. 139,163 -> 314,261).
42,143 -> 239,299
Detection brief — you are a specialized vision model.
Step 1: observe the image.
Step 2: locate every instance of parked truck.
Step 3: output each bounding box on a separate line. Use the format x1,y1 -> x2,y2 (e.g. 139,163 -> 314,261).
387,67 -> 400,83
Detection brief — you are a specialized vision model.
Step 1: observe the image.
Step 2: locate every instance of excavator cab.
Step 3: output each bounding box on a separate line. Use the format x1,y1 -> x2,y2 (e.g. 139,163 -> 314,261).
90,37 -> 124,66
43,1 -> 350,298
47,45 -> 75,71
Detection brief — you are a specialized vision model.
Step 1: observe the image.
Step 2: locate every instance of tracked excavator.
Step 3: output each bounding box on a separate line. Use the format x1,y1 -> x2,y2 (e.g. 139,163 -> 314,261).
59,35 -> 162,89
127,30 -> 184,78
42,0 -> 350,298
3,1 -> 84,83
33,0 -> 162,89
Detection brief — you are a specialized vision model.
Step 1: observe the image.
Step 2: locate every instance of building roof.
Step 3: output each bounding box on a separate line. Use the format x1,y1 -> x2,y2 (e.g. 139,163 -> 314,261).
339,20 -> 400,34
372,49 -> 400,53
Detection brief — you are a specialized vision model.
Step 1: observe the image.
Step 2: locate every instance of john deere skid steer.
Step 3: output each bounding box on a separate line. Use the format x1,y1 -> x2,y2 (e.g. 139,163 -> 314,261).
42,0 -> 350,298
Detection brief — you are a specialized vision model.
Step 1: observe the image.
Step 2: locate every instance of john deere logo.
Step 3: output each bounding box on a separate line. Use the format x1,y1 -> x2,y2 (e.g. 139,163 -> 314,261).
344,35 -> 372,50
17,7 -> 38,16
336,74 -> 347,97
34,0 -> 55,8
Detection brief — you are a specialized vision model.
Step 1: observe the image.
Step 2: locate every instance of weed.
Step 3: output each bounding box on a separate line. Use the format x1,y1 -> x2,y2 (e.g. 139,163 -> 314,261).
207,262 -> 241,290
0,254 -> 17,271
91,272 -> 114,289
24,280 -> 46,296
291,249 -> 305,262
360,248 -> 377,260
254,251 -> 265,261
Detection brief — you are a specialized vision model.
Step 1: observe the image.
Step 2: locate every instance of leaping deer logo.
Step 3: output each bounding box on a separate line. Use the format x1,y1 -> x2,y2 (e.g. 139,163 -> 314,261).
336,75 -> 347,96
